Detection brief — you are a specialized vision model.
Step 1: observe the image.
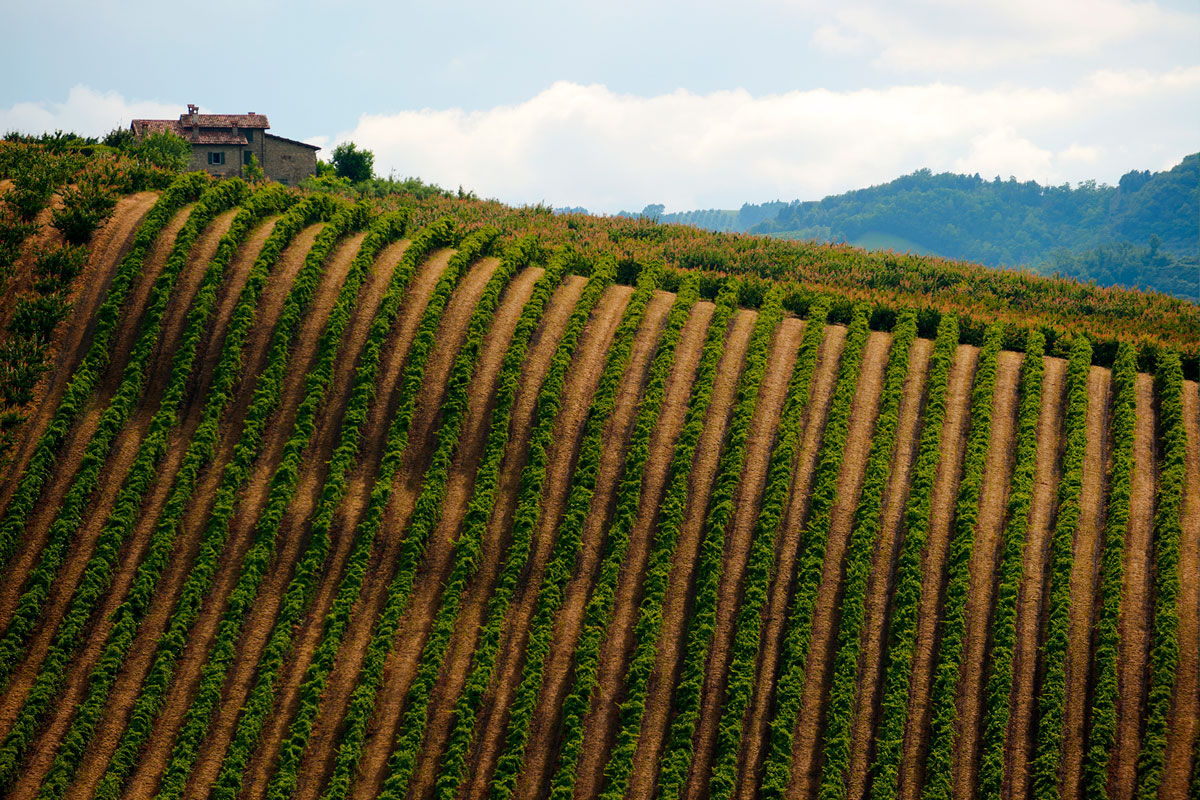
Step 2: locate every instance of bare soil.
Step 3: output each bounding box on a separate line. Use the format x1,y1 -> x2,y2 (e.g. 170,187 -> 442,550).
735,324 -> 847,800
1059,366 -> 1113,800
0,202 -> 194,626
898,344 -> 979,800
405,275 -> 589,800
345,263 -> 545,800
844,337 -> 934,800
117,231 -> 368,800
3,212 -> 274,800
1110,373 -> 1157,800
786,330 -> 892,800
949,350 -> 1021,800
573,309 -> 755,800
678,318 -> 806,800
38,222 -> 325,799
1161,380 -> 1199,797
1002,356 -> 1067,800
450,284 -> 634,800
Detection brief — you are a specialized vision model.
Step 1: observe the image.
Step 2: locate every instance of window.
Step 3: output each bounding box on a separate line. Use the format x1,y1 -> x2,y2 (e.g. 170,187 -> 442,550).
207,151 -> 225,166
245,129 -> 253,143
243,150 -> 253,166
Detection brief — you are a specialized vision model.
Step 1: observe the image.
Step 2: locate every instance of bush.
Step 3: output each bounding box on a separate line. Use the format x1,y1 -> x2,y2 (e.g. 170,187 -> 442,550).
52,179 -> 118,244
331,141 -> 375,182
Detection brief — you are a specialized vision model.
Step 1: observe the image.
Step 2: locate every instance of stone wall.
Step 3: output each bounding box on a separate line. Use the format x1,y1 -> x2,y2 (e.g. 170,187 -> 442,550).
188,144 -> 242,177
261,134 -> 318,185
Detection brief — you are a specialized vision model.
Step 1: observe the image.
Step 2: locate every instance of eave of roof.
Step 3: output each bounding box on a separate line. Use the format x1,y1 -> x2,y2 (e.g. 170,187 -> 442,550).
264,132 -> 321,150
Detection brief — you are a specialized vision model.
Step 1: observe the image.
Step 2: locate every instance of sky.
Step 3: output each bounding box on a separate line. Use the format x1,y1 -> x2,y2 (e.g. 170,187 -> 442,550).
2,0 -> 1197,213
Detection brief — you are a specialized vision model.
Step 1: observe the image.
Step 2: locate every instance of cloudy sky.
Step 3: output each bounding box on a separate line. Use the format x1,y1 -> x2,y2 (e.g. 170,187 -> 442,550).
3,0 -> 1197,213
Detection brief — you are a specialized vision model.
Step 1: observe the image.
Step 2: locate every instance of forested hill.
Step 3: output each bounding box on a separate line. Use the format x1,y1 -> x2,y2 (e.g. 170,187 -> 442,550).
633,154 -> 1200,300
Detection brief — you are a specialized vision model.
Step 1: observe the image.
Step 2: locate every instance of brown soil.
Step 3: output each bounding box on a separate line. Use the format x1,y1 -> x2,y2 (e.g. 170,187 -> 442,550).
735,324 -> 847,800
0,201 -> 190,605
178,239 -> 426,798
1058,366 -> 1113,800
0,207 -> 237,746
448,283 -> 634,800
1002,356 -> 1067,800
949,350 -> 1022,800
787,330 -> 893,800
116,231 -> 368,800
344,263 -> 545,800
898,344 -> 979,800
2,213 -> 275,800
514,297 -> 714,800
1161,380 -> 1199,796
404,275 -> 589,800
844,337 -> 934,800
284,251 -> 532,800
573,309 -> 756,800
1110,373 -> 1157,800
57,222 -> 327,799
0,193 -> 64,332
451,288 -> 672,800
678,318 -> 806,800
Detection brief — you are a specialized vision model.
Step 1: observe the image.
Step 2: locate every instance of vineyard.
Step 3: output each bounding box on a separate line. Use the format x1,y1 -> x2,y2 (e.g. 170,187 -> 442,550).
0,156 -> 1197,800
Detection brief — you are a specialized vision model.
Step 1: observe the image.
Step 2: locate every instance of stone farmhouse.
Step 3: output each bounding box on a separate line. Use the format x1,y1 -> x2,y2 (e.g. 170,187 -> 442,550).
130,105 -> 319,185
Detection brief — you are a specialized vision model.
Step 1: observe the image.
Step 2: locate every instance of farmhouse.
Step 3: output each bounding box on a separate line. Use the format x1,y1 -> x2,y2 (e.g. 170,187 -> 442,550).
130,104 -> 319,185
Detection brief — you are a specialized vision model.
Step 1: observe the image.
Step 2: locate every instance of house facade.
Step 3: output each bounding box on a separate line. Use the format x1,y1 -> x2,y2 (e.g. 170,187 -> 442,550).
131,105 -> 319,185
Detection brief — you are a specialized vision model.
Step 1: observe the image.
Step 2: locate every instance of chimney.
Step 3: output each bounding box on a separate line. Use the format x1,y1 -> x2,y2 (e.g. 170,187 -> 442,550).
187,103 -> 198,126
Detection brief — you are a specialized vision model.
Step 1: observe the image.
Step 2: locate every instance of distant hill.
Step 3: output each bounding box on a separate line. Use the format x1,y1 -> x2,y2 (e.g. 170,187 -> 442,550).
607,154 -> 1200,300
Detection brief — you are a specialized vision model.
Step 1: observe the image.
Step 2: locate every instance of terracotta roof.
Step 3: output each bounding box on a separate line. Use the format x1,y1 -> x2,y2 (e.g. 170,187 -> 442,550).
131,119 -> 185,137
190,131 -> 250,145
179,112 -> 270,129
264,132 -> 321,150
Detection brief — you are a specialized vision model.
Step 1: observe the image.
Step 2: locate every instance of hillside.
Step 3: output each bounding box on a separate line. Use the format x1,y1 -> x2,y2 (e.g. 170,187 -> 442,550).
0,154 -> 1197,800
627,155 -> 1200,300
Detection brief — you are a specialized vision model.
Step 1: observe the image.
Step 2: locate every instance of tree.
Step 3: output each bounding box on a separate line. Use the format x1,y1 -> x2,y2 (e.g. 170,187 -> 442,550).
331,141 -> 374,182
130,130 -> 191,171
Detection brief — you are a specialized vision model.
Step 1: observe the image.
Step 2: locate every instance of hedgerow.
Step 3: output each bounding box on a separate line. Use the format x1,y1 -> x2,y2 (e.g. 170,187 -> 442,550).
209,218 -> 471,800
89,196 -> 358,800
0,171 -> 208,568
707,297 -> 830,800
478,263 -> 672,800
1081,341 -> 1136,799
547,279 -> 740,800
1030,334 -> 1092,800
816,309 -> 920,800
250,218 -> 488,800
1133,347 -> 1185,799
151,201 -> 394,800
654,287 -> 785,800
0,177 -> 247,692
0,182 -> 294,789
31,192 -> 337,800
920,322 -> 1005,800
976,330 -> 1046,800
867,313 -> 959,800
432,258 -> 618,800
375,251 -> 571,800
758,304 -> 871,800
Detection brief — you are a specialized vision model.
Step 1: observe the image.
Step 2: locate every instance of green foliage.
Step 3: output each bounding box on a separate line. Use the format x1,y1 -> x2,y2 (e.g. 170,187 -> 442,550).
1029,335 -> 1092,800
377,249 -> 570,800
655,288 -> 786,800
868,314 -> 960,800
0,184 -> 296,792
151,202 -> 388,800
431,257 -> 618,800
331,141 -> 375,182
921,323 -> 1005,800
816,310 -> 920,800
1133,348 -> 1185,799
242,152 -> 266,184
52,177 -> 118,244
127,130 -> 191,172
547,280 -> 739,800
1081,342 -> 1136,799
976,330 -> 1045,800
0,178 -> 247,709
0,171 -> 207,570
759,304 -> 871,800
480,262 -> 672,800
88,195 -> 352,800
708,298 -> 830,800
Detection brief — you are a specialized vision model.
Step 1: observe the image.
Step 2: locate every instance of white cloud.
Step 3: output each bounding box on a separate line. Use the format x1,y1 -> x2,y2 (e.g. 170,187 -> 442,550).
332,69 -> 1200,212
0,86 -> 181,137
